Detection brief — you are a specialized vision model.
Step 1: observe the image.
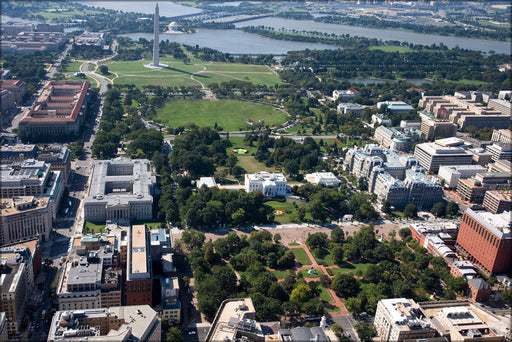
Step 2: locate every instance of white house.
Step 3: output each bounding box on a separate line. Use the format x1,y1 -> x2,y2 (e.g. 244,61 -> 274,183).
245,172 -> 287,197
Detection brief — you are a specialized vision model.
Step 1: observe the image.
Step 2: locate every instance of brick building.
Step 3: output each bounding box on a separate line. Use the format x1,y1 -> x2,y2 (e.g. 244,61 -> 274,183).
126,224 -> 153,306
455,209 -> 512,276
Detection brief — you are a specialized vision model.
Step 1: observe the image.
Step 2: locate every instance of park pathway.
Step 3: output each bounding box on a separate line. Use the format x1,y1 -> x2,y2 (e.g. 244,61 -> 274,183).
287,243 -> 349,318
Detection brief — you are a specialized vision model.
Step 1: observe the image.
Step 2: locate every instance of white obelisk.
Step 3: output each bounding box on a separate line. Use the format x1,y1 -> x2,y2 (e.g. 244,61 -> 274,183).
153,3 -> 159,67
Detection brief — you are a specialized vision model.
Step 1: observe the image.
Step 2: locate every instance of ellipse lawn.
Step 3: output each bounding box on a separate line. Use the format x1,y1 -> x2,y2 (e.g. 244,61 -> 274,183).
155,99 -> 288,131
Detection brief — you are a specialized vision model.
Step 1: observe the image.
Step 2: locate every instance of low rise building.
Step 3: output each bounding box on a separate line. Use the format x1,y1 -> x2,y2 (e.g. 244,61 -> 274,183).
1,31 -> 66,55
19,81 -> 90,140
0,79 -> 27,104
0,196 -> 51,246
456,172 -> 511,204
0,244 -> 35,335
337,102 -> 364,116
48,306 -> 161,342
196,177 -> 218,188
418,300 -> 508,341
467,278 -> 492,303
414,141 -> 473,173
372,113 -> 392,127
304,172 -> 340,187
84,157 -> 156,222
483,190 -> 512,214
73,31 -> 105,47
377,101 -> 414,114
438,165 -> 487,189
456,208 -> 512,276
332,88 -> 360,101
245,172 -> 287,197
0,144 -> 38,162
374,298 -> 437,342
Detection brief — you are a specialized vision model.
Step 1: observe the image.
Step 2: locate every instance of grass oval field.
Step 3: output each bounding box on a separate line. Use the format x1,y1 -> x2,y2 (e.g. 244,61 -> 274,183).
154,99 -> 288,131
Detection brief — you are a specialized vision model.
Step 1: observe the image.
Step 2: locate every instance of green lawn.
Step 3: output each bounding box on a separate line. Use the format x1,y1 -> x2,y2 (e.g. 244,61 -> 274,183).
288,242 -> 300,246
318,284 -> 333,302
265,200 -> 305,224
83,222 -> 106,234
154,99 -> 287,131
369,45 -> 416,53
326,262 -> 372,277
313,249 -> 335,267
132,220 -> 167,229
325,306 -> 341,312
271,270 -> 295,280
444,79 -> 490,85
299,268 -> 324,278
105,57 -> 282,88
293,248 -> 312,266
60,60 -> 83,73
224,137 -> 259,155
237,157 -> 280,174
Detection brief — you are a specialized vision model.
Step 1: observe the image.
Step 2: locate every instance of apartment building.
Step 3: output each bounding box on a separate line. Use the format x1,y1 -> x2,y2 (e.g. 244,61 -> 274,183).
456,208 -> 512,276
0,196 -> 52,246
48,306 -> 161,342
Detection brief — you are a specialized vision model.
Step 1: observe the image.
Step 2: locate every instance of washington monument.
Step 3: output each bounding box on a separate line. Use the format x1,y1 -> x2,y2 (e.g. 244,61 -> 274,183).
153,3 -> 159,66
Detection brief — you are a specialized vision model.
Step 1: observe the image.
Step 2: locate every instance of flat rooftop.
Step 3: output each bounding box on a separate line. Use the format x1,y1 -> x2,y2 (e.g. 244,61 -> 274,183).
130,225 -> 148,277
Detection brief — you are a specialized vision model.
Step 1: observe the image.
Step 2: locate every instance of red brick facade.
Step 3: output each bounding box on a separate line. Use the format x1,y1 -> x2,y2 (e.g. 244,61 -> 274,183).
456,210 -> 512,276
126,279 -> 153,306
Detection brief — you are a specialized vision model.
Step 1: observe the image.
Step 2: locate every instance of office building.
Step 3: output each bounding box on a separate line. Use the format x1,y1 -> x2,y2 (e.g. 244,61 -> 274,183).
374,126 -> 424,152
414,141 -> 473,172
489,159 -> 511,173
487,98 -> 512,116
304,172 -> 340,187
0,79 -> 26,106
483,190 -> 512,214
19,81 -> 90,139
0,159 -> 64,220
420,118 -> 457,141
372,113 -> 392,127
0,244 -> 35,335
437,165 -> 487,189
126,225 -> 152,306
374,298 -> 437,342
418,300 -> 509,341
0,144 -> 38,162
2,239 -> 41,281
0,312 -> 7,342
456,172 -> 511,204
491,129 -> 512,144
456,208 -> 511,276
377,101 -> 414,114
245,172 -> 287,197
486,143 -> 512,162
206,298 -> 265,342
467,147 -> 493,166
1,31 -> 66,55
418,93 -> 510,130
73,32 -> 105,47
57,235 -> 120,311
0,196 -> 52,246
278,324 -> 332,342
84,157 -> 156,222
37,144 -> 72,184
48,306 -> 161,342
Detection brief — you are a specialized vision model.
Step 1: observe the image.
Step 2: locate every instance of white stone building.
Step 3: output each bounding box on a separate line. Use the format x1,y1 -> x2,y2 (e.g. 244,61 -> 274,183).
305,172 -> 340,187
245,172 -> 287,197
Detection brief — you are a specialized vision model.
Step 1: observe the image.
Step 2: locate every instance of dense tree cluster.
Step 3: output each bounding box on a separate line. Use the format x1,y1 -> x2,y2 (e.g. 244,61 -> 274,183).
185,229 -> 330,321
